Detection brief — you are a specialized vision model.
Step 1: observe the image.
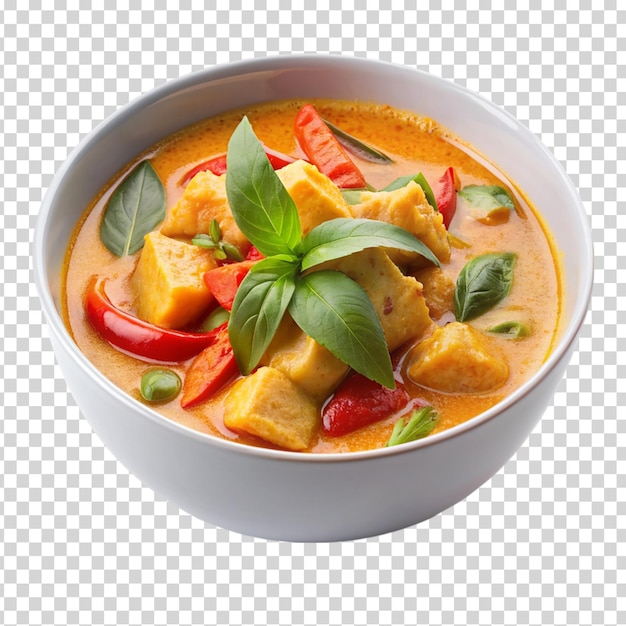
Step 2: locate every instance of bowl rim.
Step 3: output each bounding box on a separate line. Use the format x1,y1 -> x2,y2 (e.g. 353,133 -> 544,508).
33,53 -> 594,464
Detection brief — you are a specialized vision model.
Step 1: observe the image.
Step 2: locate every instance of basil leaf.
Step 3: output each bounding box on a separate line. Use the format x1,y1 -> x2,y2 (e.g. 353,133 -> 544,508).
486,321 -> 530,338
225,117 -> 302,257
229,256 -> 298,375
100,161 -> 166,256
299,218 -> 440,270
386,406 -> 439,447
458,185 -> 514,211
322,118 -> 394,164
381,173 -> 438,212
454,252 -> 516,322
288,270 -> 395,389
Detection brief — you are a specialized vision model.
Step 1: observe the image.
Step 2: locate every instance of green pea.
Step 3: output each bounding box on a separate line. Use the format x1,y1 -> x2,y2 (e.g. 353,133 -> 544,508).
200,306 -> 230,332
140,369 -> 182,403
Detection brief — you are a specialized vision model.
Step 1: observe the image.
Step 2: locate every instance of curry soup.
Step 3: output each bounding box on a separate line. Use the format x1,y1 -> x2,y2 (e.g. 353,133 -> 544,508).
64,99 -> 561,453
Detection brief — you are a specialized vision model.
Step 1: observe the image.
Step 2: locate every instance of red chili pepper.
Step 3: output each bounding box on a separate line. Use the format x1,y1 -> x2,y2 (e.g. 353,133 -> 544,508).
180,322 -> 239,408
180,146 -> 298,187
322,372 -> 411,436
435,167 -> 458,229
85,278 -> 216,362
203,260 -> 256,311
294,104 -> 367,189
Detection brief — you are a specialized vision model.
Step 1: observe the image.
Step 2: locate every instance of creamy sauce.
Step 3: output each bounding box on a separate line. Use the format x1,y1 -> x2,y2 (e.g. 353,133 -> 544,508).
64,99 -> 561,453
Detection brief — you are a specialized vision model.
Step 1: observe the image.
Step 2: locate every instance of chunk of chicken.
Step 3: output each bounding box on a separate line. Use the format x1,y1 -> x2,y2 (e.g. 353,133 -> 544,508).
223,366 -> 319,451
131,231 -> 216,329
160,170 -> 250,255
276,160 -> 352,235
351,181 -> 451,266
407,322 -> 509,393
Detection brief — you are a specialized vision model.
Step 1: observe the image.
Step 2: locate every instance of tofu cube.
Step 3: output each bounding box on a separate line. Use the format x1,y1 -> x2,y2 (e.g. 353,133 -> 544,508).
160,170 -> 250,255
328,248 -> 433,351
223,367 -> 319,451
407,322 -> 509,393
277,160 -> 352,235
351,181 -> 451,265
412,266 -> 456,320
131,231 -> 217,329
261,314 -> 349,400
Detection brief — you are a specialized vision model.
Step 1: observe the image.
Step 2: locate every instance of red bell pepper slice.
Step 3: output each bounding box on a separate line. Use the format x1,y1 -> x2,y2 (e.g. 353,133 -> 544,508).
180,146 -> 298,187
435,167 -> 458,229
294,104 -> 367,189
203,260 -> 256,311
85,278 -> 216,362
245,245 -> 264,261
180,322 -> 239,408
322,371 -> 412,436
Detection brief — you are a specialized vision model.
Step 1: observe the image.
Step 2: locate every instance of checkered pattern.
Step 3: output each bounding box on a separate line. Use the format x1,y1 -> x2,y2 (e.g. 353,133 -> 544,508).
1,1 -> 623,625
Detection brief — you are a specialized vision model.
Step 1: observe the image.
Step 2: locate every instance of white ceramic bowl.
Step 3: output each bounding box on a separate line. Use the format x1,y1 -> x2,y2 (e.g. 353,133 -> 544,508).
34,55 -> 592,542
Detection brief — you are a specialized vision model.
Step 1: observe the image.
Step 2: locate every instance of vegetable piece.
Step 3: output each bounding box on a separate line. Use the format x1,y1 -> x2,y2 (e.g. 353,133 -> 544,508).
459,184 -> 515,225
294,104 -> 367,189
192,218 -> 245,262
140,369 -> 182,403
100,161 -> 166,257
454,252 -> 516,322
386,406 -> 439,447
299,217 -> 440,271
486,321 -> 530,338
203,260 -> 257,311
180,322 -> 239,408
381,173 -> 438,213
289,270 -> 395,389
321,117 -> 394,164
180,146 -> 298,187
226,118 -> 302,258
322,371 -> 412,436
435,167 -> 458,229
228,256 -> 298,377
200,306 -> 230,332
349,181 -> 451,265
245,245 -> 264,261
85,278 -> 216,362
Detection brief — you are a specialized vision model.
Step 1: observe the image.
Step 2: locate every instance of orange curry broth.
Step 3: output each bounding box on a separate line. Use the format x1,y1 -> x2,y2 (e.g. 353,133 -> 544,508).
63,99 -> 562,453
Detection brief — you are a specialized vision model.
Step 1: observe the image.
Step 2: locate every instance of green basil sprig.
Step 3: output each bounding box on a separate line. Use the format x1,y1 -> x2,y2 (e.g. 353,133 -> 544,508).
100,161 -> 166,256
322,118 -> 394,164
386,406 -> 439,447
454,252 -> 516,322
192,218 -> 244,261
458,184 -> 514,212
225,117 -> 439,388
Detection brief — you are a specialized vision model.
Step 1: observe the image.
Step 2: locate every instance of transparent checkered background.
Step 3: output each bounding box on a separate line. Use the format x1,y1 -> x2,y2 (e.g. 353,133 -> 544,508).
1,1 -> 623,625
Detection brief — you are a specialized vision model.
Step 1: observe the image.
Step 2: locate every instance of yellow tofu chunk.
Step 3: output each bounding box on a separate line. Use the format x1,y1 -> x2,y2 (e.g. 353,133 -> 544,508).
407,322 -> 509,393
223,367 -> 319,451
277,160 -> 352,235
131,231 -> 217,329
160,170 -> 250,254
412,266 -> 456,320
261,315 -> 349,400
351,181 -> 451,265
328,248 -> 433,351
